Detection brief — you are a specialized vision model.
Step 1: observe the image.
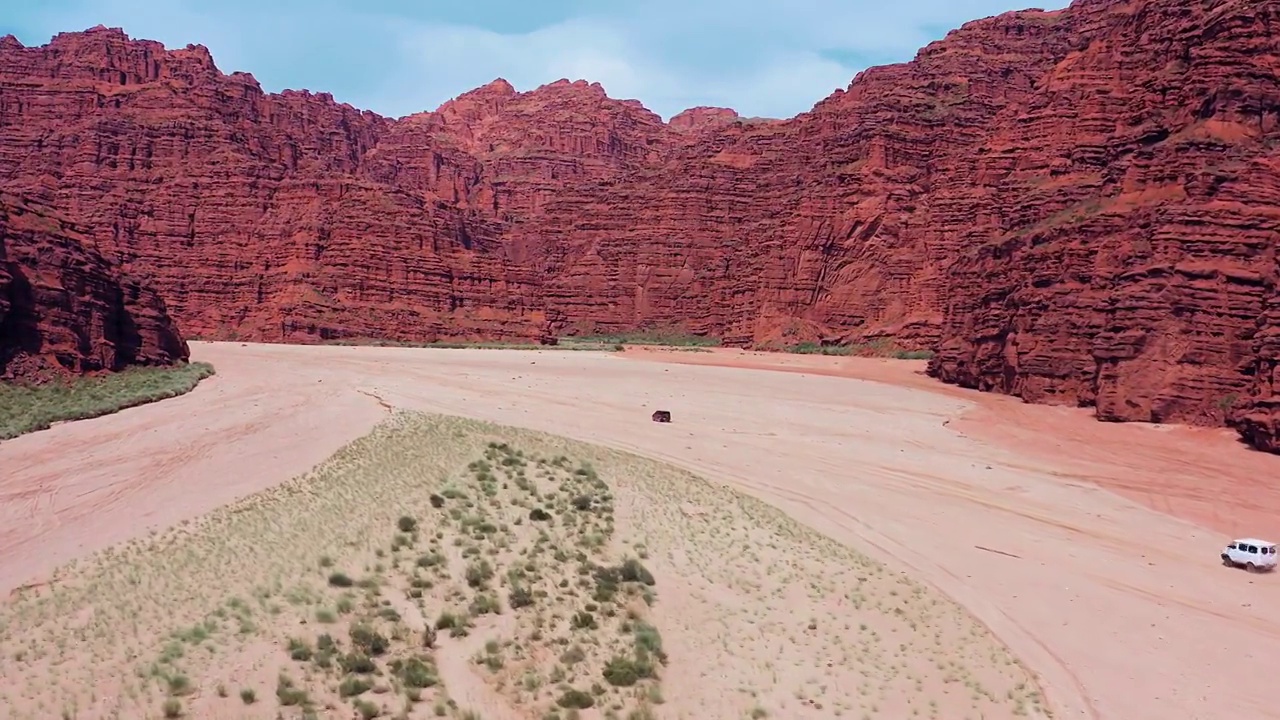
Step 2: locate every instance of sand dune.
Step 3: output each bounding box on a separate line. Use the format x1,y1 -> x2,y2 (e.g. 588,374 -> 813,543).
1,341 -> 1277,720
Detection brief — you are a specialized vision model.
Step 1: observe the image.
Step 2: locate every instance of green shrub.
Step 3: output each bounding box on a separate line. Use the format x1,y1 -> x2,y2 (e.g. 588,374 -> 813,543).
508,585 -> 535,610
354,698 -> 381,719
275,675 -> 308,706
556,689 -> 595,709
633,622 -> 666,663
602,656 -> 653,687
619,558 -> 656,586
392,656 -> 438,688
465,559 -> 495,588
286,637 -> 313,661
339,653 -> 377,674
338,675 -> 372,698
349,624 -> 389,656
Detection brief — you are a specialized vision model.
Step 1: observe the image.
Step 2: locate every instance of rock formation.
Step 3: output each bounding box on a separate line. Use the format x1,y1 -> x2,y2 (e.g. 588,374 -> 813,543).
0,194 -> 189,379
2,0 -> 1280,451
925,0 -> 1280,448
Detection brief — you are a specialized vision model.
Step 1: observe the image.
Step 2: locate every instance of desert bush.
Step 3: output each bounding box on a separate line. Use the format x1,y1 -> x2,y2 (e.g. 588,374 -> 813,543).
469,593 -> 501,616
338,675 -> 372,698
557,689 -> 595,709
465,559 -> 495,588
508,585 -> 535,609
275,675 -> 308,706
392,656 -> 438,688
416,552 -> 445,568
165,674 -> 192,696
633,622 -> 666,663
350,624 -> 389,656
354,698 -> 380,719
339,653 -> 377,674
619,558 -> 656,586
602,656 -> 654,687
286,637 -> 313,661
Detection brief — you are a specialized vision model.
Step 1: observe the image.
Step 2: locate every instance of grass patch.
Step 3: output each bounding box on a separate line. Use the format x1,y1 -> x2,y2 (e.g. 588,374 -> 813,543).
569,325 -> 721,347
0,361 -> 215,440
778,340 -> 934,360
322,338 -> 622,352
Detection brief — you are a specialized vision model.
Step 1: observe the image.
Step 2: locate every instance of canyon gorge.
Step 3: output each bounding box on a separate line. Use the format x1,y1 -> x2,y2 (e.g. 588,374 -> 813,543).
2,0 -> 1279,450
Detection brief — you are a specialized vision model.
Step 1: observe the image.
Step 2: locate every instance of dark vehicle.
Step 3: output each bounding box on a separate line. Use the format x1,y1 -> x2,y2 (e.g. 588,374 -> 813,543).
651,410 -> 671,423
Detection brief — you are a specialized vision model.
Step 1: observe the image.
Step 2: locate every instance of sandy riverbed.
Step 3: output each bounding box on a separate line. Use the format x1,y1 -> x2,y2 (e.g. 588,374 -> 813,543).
1,341 -> 1277,720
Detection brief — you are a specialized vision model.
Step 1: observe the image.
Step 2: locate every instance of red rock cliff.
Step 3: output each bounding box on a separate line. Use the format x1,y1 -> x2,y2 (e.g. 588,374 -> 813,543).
3,0 -> 1280,452
0,193 -> 189,379
925,0 -> 1280,449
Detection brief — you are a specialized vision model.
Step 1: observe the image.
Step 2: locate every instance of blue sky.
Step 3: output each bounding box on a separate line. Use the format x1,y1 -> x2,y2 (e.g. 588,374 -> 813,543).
1,0 -> 1070,120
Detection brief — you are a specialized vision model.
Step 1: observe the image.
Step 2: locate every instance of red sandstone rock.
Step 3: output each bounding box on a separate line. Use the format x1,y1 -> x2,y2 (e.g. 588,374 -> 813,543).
0,193 -> 188,379
926,0 -> 1280,451
2,0 -> 1280,452
668,107 -> 740,132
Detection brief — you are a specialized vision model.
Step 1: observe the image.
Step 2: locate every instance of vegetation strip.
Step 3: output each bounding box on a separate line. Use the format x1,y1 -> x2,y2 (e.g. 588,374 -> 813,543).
0,361 -> 216,441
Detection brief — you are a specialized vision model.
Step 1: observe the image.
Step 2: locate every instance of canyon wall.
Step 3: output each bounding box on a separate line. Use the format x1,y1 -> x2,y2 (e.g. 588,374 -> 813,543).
3,0 -> 1280,450
926,0 -> 1280,446
0,194 -> 189,378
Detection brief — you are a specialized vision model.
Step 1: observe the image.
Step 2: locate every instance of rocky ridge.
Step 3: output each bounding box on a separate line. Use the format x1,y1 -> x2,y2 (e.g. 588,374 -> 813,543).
2,0 -> 1280,452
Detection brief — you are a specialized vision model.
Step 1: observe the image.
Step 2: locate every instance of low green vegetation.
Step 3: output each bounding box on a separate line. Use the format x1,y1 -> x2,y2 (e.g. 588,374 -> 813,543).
322,338 -> 624,351
779,340 -> 934,360
570,326 -> 721,347
0,361 -> 215,441
253,439 -> 669,719
323,325 -> 722,350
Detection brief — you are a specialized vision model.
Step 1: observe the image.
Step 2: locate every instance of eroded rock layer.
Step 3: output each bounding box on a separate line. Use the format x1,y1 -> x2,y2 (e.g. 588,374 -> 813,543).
925,0 -> 1280,449
2,0 -> 1280,450
0,194 -> 189,378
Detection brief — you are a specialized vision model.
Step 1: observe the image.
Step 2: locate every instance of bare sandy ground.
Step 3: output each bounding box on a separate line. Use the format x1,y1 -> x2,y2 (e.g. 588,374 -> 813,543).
1,414 -> 1045,719
2,341 -> 1279,720
623,346 -> 1280,539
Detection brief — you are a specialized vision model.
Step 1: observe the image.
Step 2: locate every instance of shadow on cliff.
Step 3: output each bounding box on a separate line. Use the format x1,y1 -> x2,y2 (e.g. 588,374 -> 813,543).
0,258 -> 45,378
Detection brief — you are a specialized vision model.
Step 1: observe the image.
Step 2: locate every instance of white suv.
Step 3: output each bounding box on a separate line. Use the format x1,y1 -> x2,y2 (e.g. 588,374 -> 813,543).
1221,538 -> 1278,572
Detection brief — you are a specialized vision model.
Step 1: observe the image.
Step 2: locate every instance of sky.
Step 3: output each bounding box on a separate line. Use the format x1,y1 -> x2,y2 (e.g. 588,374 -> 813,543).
1,0 -> 1070,121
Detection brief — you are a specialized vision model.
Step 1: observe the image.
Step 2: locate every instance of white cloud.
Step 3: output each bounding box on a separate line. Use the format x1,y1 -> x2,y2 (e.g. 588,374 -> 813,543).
390,18 -> 859,120
387,0 -> 1071,120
